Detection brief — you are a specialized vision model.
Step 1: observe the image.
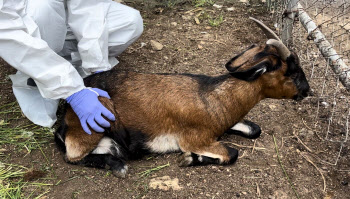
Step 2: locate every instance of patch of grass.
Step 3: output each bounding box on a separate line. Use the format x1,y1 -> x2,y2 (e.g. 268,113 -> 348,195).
0,102 -> 53,153
197,11 -> 224,27
0,164 -> 54,198
208,15 -> 224,27
0,102 -> 58,198
138,162 -> 170,178
194,0 -> 215,7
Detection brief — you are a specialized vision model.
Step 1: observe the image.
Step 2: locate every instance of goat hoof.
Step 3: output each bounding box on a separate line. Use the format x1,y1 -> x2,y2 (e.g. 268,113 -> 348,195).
227,120 -> 261,139
178,152 -> 193,167
243,120 -> 261,139
112,165 -> 128,178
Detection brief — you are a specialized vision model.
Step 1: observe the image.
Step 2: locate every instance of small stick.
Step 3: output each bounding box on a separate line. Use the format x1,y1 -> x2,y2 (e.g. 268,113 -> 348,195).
238,150 -> 248,159
298,150 -> 326,192
251,140 -> 257,154
280,136 -> 295,150
222,141 -> 266,150
302,118 -> 313,131
256,182 -> 261,197
293,131 -> 313,153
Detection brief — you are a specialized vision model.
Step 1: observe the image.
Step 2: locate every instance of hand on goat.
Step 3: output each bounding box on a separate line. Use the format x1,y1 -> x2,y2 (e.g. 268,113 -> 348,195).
66,88 -> 116,134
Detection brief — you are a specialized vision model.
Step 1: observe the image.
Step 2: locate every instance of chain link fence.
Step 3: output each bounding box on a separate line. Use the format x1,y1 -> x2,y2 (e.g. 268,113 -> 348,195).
266,0 -> 350,168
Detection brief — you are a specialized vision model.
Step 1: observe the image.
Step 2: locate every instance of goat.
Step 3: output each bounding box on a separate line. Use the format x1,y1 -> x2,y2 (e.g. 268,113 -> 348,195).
55,17 -> 310,178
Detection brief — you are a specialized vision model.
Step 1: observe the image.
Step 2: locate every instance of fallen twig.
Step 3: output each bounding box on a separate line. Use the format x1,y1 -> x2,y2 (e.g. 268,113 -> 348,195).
238,150 -> 248,159
298,150 -> 326,192
222,141 -> 266,150
293,131 -> 313,153
256,182 -> 261,197
251,140 -> 257,154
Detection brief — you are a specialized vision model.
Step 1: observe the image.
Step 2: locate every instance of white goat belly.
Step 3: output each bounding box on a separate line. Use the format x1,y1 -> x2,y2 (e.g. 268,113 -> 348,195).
146,134 -> 180,153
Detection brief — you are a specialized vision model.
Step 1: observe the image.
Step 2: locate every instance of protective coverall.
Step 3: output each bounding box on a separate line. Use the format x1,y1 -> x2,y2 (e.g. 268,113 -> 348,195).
0,0 -> 143,127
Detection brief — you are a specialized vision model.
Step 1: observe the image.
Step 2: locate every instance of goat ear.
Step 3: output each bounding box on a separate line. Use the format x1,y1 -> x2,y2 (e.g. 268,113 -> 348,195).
228,62 -> 268,81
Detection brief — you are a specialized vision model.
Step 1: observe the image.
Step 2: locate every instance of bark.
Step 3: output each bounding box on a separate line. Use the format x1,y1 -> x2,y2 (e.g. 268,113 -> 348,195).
297,3 -> 350,91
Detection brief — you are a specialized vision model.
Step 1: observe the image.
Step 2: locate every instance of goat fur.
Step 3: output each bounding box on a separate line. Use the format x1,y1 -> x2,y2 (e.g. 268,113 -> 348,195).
55,43 -> 310,177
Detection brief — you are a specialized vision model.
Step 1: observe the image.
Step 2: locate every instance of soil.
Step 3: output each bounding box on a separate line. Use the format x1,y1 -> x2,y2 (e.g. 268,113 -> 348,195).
1,1 -> 349,198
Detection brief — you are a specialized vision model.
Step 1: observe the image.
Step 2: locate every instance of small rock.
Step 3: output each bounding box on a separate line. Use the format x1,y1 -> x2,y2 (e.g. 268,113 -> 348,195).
321,101 -> 329,108
226,7 -> 235,11
150,40 -> 163,51
274,190 -> 288,199
213,4 -> 223,9
149,176 -> 182,191
181,15 -> 191,21
140,42 -> 146,48
269,104 -> 277,110
198,45 -> 203,49
170,22 -> 177,26
194,17 -> 200,24
205,26 -> 212,30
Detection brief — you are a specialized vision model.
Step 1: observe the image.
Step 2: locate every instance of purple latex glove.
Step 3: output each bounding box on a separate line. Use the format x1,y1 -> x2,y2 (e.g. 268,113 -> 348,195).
66,88 -> 116,134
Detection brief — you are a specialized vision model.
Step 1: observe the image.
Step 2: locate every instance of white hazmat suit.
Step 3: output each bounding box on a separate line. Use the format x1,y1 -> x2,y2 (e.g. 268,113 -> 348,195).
0,0 -> 143,127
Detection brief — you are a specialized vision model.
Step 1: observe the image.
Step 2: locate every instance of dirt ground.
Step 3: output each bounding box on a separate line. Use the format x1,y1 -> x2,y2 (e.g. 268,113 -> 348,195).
1,1 -> 349,198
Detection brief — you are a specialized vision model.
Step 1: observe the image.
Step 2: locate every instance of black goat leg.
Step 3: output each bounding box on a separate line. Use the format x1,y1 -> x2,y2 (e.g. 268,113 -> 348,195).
225,120 -> 261,139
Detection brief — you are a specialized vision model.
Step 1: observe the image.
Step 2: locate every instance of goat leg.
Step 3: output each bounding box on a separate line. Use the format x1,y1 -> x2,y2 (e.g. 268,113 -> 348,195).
178,141 -> 238,166
225,120 -> 261,139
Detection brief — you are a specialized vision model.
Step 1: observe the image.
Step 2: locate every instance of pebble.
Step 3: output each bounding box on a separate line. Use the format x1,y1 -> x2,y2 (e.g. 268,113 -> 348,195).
321,101 -> 329,108
150,40 -> 163,51
213,4 -> 223,9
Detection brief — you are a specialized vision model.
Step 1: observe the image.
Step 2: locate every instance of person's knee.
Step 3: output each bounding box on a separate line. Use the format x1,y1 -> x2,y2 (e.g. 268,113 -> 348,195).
27,0 -> 65,23
126,9 -> 144,40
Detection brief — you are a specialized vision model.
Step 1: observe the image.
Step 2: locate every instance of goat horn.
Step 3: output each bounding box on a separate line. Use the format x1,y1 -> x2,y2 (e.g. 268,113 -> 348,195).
249,17 -> 280,41
266,39 -> 291,61
249,17 -> 291,61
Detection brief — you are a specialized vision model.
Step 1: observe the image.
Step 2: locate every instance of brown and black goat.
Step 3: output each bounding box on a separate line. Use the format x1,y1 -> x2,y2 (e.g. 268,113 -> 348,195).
55,17 -> 310,178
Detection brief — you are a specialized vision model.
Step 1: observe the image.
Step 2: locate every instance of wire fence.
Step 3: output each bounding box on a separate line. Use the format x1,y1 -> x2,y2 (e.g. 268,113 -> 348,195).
267,0 -> 350,167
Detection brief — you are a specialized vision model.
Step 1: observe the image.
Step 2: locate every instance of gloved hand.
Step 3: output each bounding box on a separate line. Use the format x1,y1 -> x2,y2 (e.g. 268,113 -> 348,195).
66,88 -> 116,134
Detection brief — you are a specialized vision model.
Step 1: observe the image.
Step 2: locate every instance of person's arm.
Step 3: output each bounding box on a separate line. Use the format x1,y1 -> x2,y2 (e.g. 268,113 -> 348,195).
0,2 -> 85,99
67,0 -> 112,75
0,3 -> 115,133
